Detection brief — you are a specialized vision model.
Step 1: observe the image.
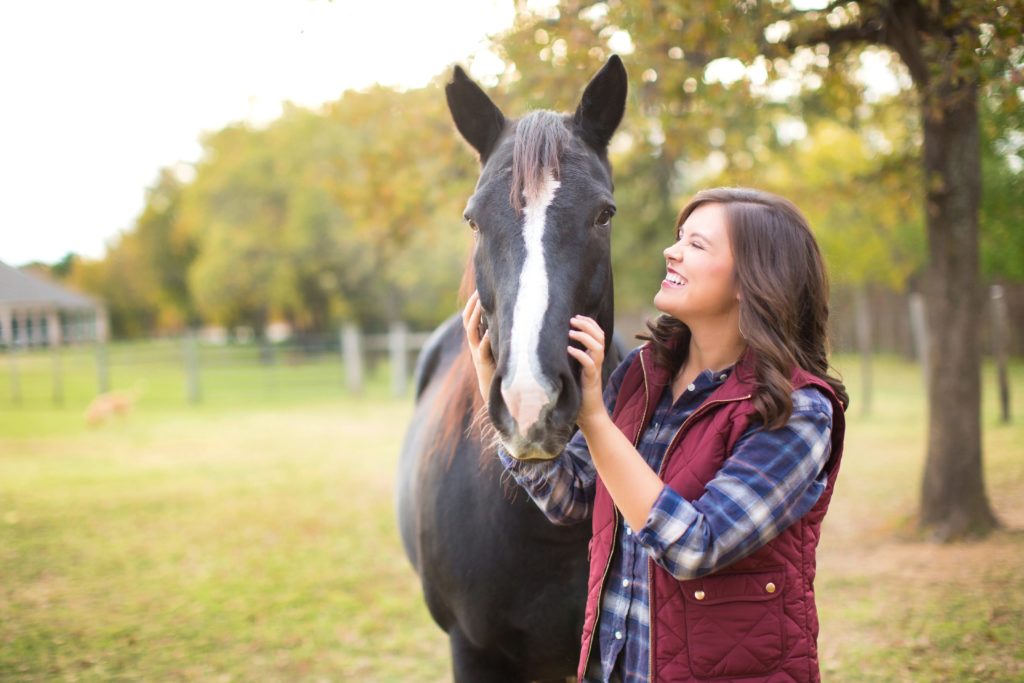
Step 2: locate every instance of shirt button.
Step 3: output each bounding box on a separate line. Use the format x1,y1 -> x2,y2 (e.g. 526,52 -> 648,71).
687,382 -> 696,391
622,579 -> 630,588
624,526 -> 633,536
614,630 -> 623,640
719,374 -> 727,381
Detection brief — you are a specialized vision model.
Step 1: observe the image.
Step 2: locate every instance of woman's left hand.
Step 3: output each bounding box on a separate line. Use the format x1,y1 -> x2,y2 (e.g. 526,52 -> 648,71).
567,315 -> 608,432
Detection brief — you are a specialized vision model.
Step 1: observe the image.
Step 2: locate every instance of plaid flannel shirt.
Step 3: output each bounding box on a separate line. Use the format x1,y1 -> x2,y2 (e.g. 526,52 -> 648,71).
498,347 -> 834,683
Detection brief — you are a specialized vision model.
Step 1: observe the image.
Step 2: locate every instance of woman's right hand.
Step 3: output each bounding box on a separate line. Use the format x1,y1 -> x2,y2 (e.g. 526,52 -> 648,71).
461,290 -> 495,401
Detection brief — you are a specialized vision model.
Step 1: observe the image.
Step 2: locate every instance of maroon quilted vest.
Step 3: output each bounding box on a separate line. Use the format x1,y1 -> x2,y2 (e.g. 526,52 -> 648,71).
577,344 -> 847,682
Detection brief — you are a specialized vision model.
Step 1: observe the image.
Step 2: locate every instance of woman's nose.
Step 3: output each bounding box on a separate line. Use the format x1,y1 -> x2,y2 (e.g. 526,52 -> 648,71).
664,240 -> 682,261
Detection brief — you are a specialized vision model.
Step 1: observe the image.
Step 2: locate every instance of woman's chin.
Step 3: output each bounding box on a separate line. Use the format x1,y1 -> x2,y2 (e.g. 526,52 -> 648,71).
653,291 -> 679,316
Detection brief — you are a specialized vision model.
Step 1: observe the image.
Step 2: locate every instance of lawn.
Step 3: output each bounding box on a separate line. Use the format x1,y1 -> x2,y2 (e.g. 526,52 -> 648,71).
0,351 -> 1021,681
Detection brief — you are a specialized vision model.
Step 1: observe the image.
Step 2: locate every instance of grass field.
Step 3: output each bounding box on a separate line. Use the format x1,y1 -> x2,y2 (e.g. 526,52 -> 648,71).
1,351 -> 1022,682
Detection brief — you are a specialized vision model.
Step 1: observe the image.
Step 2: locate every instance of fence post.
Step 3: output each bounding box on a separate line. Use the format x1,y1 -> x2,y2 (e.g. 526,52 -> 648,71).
908,292 -> 929,393
389,320 -> 408,397
184,331 -> 201,405
259,338 -> 277,396
96,342 -> 110,394
991,284 -> 1011,423
342,323 -> 364,395
7,346 -> 20,405
51,344 -> 64,407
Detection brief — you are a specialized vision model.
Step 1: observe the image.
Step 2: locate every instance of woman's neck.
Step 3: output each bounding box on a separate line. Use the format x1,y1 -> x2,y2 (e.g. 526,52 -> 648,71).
682,322 -> 746,376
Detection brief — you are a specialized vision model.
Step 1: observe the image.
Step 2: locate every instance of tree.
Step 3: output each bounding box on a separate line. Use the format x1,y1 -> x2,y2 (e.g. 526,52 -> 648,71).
173,86 -> 477,335
496,0 -> 1023,539
65,231 -> 162,338
134,168 -> 199,329
779,0 -> 1020,540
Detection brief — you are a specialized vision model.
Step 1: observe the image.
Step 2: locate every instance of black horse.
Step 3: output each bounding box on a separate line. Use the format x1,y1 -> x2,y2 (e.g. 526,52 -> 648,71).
397,57 -> 627,682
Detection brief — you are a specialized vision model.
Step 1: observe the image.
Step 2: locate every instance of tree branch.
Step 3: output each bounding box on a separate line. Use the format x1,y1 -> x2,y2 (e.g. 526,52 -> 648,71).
784,18 -> 886,53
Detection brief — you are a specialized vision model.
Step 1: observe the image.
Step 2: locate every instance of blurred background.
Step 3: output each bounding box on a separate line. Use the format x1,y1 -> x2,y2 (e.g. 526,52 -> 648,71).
1,0 -> 1021,681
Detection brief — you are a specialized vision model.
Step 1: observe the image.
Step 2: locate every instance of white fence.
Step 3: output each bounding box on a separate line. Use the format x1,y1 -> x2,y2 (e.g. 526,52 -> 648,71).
2,321 -> 433,408
340,321 -> 433,397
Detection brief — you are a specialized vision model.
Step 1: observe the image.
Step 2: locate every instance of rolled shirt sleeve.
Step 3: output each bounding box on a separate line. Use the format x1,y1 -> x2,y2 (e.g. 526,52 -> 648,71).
635,387 -> 835,580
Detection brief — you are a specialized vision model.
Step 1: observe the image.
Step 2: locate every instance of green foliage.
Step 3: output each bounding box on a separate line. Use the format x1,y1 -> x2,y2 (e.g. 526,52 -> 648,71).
981,103 -> 1024,281
135,169 -> 197,328
64,232 -> 162,338
707,116 -> 926,289
178,88 -> 478,334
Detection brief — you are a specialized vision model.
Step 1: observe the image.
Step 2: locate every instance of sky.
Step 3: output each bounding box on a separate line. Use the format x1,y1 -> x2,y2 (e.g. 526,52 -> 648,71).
0,0 -> 519,266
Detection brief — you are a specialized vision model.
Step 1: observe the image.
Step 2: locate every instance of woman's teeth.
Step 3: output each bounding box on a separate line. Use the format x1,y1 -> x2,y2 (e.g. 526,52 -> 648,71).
666,273 -> 686,285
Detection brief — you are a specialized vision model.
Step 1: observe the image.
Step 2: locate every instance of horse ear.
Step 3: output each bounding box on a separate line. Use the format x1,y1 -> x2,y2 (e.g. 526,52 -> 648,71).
572,54 -> 627,151
446,66 -> 507,163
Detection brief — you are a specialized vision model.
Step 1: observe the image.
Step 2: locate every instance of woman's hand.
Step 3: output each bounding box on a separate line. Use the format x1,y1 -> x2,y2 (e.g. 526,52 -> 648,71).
567,316 -> 609,433
461,290 -> 495,401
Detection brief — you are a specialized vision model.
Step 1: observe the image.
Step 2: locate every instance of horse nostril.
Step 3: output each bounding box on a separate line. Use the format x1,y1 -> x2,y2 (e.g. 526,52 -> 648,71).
488,375 -> 516,435
550,369 -> 581,428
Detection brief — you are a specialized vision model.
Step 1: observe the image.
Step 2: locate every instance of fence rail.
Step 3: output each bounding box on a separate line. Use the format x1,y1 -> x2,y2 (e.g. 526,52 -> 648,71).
1,323 -> 432,409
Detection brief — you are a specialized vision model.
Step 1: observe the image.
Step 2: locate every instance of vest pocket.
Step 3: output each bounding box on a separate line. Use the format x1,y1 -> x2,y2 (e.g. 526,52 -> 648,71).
680,567 -> 786,679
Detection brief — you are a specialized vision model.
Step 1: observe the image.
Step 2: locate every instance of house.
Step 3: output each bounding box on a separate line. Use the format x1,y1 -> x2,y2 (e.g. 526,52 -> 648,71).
0,261 -> 107,347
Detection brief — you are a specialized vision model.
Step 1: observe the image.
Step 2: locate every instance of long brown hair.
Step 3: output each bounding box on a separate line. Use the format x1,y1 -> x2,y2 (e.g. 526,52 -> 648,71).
641,187 -> 849,429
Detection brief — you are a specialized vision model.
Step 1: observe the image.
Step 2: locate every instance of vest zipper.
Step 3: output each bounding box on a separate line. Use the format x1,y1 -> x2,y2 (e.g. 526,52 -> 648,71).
583,351 -> 652,678
646,390 -> 752,683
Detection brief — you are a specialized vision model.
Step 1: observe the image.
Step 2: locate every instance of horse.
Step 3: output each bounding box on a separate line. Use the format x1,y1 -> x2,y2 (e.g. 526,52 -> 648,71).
396,56 -> 628,682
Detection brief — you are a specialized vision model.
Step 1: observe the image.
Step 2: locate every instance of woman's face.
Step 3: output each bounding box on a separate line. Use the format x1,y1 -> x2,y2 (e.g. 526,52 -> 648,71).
653,202 -> 740,323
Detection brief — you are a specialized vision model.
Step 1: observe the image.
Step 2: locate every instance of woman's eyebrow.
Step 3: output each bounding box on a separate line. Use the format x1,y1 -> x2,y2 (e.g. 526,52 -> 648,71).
680,229 -> 711,242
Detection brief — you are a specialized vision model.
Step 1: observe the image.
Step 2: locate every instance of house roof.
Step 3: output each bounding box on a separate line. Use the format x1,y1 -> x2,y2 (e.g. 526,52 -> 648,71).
0,261 -> 100,310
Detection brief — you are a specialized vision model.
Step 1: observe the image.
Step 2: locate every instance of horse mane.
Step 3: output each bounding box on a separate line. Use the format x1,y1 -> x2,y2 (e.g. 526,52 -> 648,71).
424,258 -> 494,466
509,110 -> 571,214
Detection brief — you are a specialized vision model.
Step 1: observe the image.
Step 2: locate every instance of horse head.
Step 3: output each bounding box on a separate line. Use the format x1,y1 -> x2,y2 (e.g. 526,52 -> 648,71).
446,56 -> 627,461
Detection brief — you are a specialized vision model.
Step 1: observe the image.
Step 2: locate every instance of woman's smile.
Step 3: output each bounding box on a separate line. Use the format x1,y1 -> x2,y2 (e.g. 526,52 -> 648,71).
662,268 -> 688,289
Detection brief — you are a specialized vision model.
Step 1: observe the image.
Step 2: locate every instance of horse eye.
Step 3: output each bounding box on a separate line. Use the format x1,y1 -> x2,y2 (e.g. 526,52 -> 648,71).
595,208 -> 615,228
467,218 -> 479,232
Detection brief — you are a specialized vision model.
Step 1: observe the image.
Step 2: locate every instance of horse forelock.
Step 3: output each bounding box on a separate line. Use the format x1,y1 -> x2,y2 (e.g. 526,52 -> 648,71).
509,110 -> 571,214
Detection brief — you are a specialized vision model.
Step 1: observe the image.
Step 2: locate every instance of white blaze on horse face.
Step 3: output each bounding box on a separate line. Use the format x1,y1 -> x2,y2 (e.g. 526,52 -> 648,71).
502,173 -> 559,439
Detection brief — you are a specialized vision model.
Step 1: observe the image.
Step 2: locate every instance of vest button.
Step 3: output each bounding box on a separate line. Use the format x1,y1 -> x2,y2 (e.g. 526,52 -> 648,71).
765,582 -> 776,594
694,590 -> 705,601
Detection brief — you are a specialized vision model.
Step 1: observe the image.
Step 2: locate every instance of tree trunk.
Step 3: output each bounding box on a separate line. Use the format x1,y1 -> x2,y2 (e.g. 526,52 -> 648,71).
854,284 -> 873,417
990,284 -> 1012,424
918,78 -> 1000,540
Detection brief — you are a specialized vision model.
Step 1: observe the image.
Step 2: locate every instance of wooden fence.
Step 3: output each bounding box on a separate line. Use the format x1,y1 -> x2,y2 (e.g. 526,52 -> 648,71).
3,287 -> 1015,419
2,321 -> 433,408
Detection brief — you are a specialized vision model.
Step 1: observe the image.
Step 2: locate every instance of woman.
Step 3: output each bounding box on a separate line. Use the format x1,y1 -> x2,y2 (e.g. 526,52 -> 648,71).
463,187 -> 849,682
